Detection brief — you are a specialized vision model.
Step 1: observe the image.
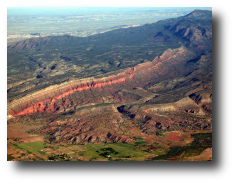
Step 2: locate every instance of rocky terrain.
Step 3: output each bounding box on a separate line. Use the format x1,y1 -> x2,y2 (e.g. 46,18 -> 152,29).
7,10 -> 212,161
7,46 -> 196,115
8,46 -> 212,145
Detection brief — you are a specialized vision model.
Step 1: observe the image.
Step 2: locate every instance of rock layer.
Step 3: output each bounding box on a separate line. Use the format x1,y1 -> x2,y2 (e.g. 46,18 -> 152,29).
8,46 -> 195,116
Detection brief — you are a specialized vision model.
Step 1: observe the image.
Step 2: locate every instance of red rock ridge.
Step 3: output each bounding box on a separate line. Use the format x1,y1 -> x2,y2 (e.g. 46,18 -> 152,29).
8,46 -> 193,117
8,72 -> 135,116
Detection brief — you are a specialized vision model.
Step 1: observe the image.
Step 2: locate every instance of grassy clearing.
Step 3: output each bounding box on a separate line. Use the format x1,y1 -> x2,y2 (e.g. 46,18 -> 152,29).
7,139 -> 174,161
24,141 -> 45,150
11,142 -> 50,160
107,143 -> 148,158
79,142 -> 149,160
13,142 -> 33,153
134,137 -> 148,146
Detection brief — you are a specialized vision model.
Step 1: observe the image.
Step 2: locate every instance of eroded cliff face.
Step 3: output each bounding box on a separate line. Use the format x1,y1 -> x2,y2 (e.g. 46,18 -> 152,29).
8,46 -> 195,117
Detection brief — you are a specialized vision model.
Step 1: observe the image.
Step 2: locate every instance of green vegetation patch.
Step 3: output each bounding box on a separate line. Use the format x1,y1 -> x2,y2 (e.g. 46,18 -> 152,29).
134,137 -> 147,146
7,154 -> 15,161
134,141 -> 146,146
148,132 -> 212,161
12,142 -> 47,160
154,148 -> 166,156
25,141 -> 45,150
108,143 -> 147,158
80,142 -> 148,160
13,142 -> 33,153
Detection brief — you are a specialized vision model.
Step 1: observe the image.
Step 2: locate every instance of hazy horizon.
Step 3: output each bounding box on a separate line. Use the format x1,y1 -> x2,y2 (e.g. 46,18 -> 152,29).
7,7 -> 212,16
7,7 -> 212,37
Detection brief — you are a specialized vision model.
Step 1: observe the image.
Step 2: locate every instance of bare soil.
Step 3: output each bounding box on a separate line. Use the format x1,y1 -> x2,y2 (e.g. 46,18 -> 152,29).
165,132 -> 182,142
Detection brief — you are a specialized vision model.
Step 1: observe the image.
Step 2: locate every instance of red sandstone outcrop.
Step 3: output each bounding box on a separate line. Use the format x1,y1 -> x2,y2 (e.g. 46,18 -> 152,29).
8,46 -> 195,117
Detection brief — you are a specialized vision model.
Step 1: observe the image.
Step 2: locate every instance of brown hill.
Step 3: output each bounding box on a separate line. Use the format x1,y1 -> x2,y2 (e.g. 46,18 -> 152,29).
184,10 -> 212,18
165,11 -> 212,53
7,37 -> 50,51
